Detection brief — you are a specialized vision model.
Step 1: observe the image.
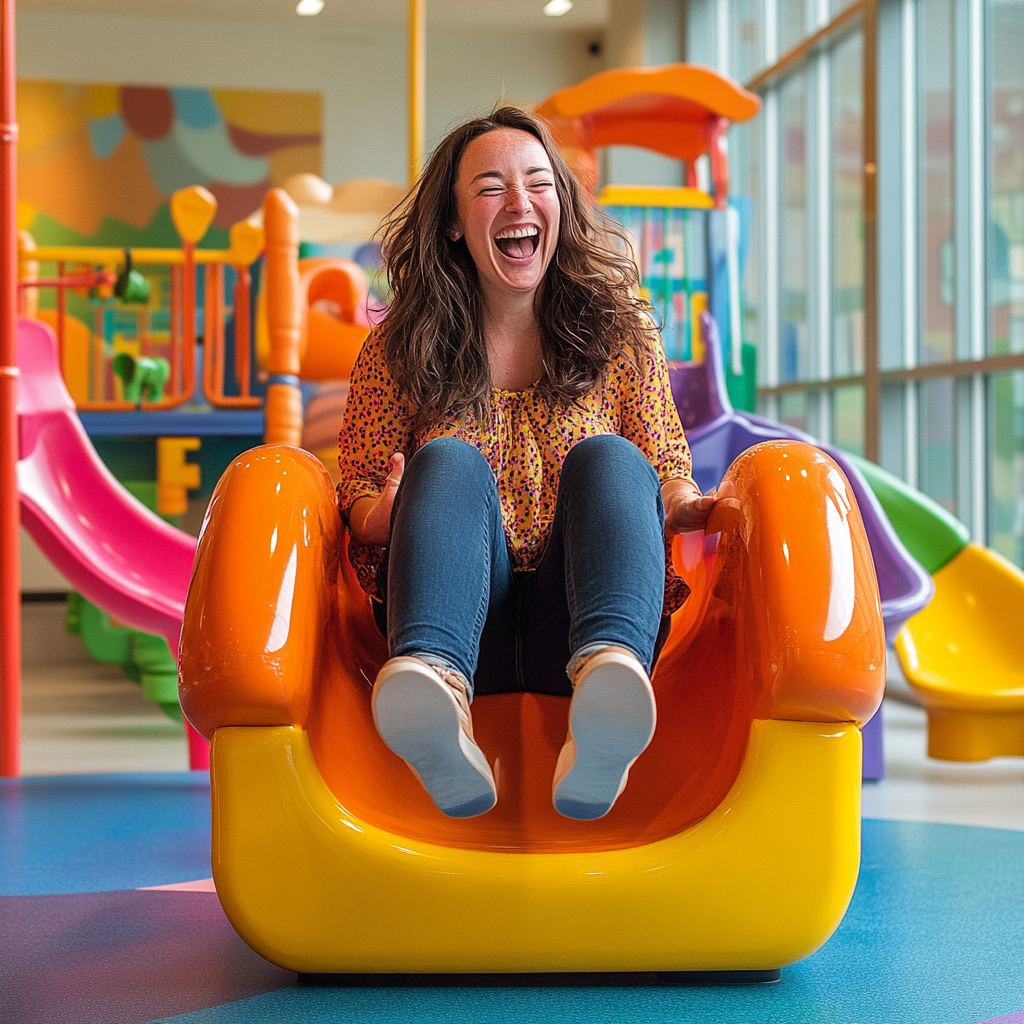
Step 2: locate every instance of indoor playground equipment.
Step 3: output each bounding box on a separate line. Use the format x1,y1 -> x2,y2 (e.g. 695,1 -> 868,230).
15,315 -> 203,759
678,314 -> 933,643
537,63 -> 760,412
179,439 -> 883,976
18,183 -> 371,432
673,314 -> 934,780
848,457 -> 1024,763
11,188 -> 361,772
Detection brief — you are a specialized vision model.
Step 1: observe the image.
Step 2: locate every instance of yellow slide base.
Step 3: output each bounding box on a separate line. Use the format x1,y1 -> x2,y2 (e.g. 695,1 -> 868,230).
896,543 -> 1024,762
211,720 -> 862,975
926,707 -> 1024,762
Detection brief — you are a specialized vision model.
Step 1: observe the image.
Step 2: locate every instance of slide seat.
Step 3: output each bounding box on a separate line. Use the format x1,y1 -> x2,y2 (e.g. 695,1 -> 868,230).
896,543 -> 1024,761
179,439 -> 884,975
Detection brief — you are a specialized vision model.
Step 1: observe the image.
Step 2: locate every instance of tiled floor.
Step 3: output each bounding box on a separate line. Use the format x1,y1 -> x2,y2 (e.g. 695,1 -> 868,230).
863,699 -> 1024,832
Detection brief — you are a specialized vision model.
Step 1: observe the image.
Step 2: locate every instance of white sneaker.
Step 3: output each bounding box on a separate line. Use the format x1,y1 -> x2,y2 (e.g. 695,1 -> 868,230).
552,647 -> 656,820
372,656 -> 496,818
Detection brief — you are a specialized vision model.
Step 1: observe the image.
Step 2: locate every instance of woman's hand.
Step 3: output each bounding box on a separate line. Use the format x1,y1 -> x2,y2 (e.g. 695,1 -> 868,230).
662,477 -> 717,535
347,452 -> 405,546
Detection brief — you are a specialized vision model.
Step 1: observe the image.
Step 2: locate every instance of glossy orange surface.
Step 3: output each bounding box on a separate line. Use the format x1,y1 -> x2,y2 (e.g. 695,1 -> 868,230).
295,256 -> 371,382
180,439 -> 883,854
537,64 -> 760,162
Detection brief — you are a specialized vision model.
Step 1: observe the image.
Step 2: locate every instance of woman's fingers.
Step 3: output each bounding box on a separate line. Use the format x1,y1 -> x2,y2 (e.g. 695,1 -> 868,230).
666,493 -> 718,534
382,452 -> 405,493
363,453 -> 405,545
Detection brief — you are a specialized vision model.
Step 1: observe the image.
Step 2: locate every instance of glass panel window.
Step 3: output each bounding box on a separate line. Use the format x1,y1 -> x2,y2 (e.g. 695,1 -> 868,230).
832,31 -> 864,376
831,0 -> 859,15
989,0 -> 1024,357
780,72 -> 809,383
918,377 -> 957,513
780,390 -> 810,434
919,0 -> 955,364
730,0 -> 764,84
832,385 -> 865,455
880,383 -> 907,478
988,371 -> 1024,567
779,0 -> 808,53
731,117 -> 762,358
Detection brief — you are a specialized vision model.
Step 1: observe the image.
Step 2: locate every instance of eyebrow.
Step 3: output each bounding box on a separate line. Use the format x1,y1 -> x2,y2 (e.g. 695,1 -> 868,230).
470,166 -> 552,184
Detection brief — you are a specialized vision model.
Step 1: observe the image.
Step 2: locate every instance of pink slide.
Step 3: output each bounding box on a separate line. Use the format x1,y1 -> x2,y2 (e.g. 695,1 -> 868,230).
16,318 -> 207,768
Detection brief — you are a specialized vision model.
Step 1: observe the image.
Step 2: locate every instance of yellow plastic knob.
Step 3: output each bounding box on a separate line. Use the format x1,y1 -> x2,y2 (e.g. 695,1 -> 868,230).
171,186 -> 218,245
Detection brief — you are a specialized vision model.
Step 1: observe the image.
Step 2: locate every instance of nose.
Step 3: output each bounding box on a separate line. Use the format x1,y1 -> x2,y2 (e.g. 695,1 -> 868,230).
504,186 -> 531,214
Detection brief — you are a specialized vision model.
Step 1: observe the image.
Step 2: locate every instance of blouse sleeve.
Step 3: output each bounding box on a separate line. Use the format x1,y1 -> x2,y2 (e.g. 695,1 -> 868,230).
336,328 -> 414,518
617,341 -> 693,485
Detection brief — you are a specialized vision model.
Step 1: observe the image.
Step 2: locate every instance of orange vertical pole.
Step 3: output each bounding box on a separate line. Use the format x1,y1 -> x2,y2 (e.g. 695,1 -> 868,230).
0,0 -> 20,776
180,242 -> 197,404
211,264 -> 224,398
408,0 -> 425,184
17,229 -> 36,320
55,261 -> 65,371
170,264 -> 181,395
262,190 -> 303,446
233,266 -> 251,398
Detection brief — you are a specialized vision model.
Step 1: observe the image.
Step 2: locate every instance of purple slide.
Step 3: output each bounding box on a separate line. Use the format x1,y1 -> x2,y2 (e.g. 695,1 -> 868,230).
16,319 -> 204,765
671,315 -> 935,780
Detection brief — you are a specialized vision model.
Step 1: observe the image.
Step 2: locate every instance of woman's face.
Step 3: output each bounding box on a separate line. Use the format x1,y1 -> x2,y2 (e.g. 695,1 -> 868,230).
452,128 -> 561,302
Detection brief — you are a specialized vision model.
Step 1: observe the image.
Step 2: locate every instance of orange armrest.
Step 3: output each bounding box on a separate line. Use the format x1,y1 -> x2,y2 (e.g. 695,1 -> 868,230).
673,440 -> 885,726
179,446 -> 341,738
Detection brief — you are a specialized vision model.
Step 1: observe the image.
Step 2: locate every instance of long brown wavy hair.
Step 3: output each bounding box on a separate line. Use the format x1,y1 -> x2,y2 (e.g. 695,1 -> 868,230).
378,105 -> 656,428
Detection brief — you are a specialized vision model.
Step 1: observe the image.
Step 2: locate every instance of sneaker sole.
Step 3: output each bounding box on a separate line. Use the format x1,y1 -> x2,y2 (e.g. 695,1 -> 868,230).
373,660 -> 496,818
553,653 -> 656,820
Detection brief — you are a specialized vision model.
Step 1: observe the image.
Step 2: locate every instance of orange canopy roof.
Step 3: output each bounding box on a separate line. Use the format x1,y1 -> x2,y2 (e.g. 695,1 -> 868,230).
536,63 -> 761,162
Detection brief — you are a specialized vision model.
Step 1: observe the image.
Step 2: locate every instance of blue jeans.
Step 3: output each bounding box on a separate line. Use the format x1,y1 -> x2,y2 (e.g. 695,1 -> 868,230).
374,435 -> 669,699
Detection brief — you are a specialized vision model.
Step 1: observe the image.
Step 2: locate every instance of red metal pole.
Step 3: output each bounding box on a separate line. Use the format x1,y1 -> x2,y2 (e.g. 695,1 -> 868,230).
0,0 -> 21,777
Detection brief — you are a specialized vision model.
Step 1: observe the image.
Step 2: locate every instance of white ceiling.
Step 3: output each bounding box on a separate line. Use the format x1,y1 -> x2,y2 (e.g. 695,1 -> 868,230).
18,0 -> 609,32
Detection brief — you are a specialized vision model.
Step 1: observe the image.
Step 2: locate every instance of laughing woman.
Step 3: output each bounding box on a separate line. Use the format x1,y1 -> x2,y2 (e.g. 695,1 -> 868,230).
337,105 -> 715,821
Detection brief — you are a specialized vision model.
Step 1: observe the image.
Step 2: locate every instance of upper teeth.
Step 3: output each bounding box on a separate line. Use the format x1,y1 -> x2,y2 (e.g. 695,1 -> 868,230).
495,227 -> 539,239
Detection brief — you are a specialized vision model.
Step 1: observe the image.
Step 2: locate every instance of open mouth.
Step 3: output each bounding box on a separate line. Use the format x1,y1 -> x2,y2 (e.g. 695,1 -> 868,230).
494,226 -> 539,260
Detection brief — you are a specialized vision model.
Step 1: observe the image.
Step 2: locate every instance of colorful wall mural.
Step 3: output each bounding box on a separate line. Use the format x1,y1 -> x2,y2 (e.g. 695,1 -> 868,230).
18,82 -> 322,247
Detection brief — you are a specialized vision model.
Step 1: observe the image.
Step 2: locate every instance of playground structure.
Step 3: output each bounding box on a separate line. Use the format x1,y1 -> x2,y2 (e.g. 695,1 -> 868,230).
11,187 -> 370,771
3,48 -> 1019,788
18,184 -> 369,426
681,314 -> 1024,769
538,64 -> 760,406
853,458 -> 1024,762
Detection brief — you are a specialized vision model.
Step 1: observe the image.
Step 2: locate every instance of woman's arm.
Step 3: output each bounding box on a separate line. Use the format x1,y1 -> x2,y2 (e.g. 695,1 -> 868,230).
617,340 -> 717,533
347,453 -> 405,546
337,330 -> 413,547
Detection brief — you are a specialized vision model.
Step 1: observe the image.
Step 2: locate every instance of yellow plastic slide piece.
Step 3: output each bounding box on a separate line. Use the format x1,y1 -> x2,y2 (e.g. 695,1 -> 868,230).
156,437 -> 201,517
896,542 -> 1024,761
597,185 -> 714,210
170,186 -> 217,246
211,720 -> 861,975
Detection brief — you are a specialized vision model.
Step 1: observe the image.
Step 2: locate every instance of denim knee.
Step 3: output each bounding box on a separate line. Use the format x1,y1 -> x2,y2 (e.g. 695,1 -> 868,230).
561,434 -> 660,494
402,436 -> 493,487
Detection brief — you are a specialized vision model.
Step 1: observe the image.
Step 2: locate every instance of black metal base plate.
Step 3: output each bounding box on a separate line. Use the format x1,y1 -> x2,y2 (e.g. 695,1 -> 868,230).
298,969 -> 780,988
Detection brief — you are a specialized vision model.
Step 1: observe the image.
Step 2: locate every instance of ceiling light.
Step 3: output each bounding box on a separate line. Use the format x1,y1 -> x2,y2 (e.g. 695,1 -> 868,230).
544,0 -> 573,16
296,0 -> 325,15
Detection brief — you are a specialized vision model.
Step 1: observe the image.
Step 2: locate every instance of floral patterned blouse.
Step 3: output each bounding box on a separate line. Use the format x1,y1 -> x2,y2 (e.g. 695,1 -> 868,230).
337,329 -> 694,615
